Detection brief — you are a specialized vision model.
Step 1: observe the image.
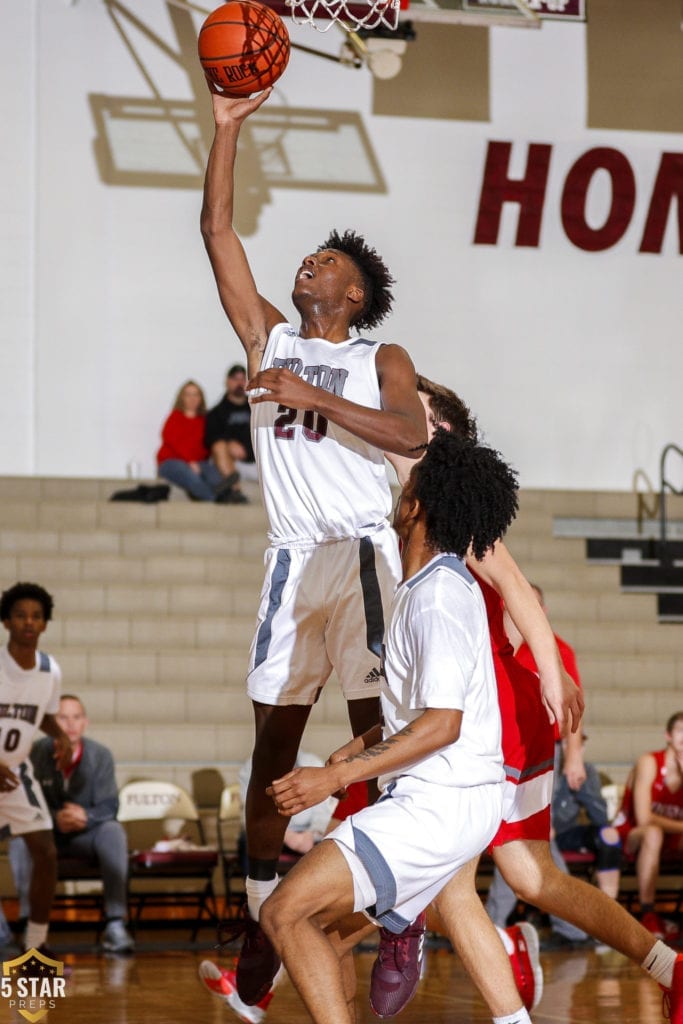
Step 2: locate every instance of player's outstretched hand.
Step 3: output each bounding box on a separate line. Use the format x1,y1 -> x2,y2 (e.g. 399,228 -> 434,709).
210,85 -> 272,127
0,764 -> 19,792
541,666 -> 584,735
267,765 -> 338,818
247,367 -> 318,410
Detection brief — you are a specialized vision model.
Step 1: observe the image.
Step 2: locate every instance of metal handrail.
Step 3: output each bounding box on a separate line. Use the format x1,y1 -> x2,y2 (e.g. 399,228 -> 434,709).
632,468 -> 659,535
659,443 -> 683,562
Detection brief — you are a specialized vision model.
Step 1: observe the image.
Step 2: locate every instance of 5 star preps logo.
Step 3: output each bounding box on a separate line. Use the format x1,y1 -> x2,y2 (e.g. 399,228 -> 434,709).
2,947 -> 67,1022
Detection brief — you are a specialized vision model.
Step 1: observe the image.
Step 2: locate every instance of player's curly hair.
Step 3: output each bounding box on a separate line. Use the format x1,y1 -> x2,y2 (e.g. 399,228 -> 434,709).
412,430 -> 518,560
0,582 -> 54,622
318,229 -> 394,332
416,374 -> 478,443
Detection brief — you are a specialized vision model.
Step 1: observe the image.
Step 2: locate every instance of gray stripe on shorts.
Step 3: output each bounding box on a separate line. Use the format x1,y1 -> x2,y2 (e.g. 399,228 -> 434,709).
254,549 -> 291,669
19,762 -> 41,809
374,907 -> 412,934
351,823 -> 398,918
358,537 -> 384,657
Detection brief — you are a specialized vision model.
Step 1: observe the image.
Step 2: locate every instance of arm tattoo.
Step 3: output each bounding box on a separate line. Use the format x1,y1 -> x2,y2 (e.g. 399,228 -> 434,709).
344,725 -> 416,764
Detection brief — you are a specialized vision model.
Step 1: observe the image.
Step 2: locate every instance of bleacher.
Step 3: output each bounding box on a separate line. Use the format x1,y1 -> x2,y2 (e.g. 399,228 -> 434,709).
1,475 -> 682,917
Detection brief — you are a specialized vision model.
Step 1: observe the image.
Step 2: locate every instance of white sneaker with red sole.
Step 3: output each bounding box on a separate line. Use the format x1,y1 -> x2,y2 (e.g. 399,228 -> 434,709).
199,961 -> 274,1024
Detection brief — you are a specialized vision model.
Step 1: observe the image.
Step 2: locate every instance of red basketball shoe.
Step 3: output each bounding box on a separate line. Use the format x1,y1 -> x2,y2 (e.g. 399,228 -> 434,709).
506,922 -> 543,1012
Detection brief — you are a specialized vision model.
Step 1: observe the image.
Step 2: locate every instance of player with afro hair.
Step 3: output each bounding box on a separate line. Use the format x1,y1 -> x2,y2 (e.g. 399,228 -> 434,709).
316,229 -> 395,332
410,429 -> 519,562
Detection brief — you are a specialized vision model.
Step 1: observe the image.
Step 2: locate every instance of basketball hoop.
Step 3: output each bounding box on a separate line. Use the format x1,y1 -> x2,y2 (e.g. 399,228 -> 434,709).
286,0 -> 401,32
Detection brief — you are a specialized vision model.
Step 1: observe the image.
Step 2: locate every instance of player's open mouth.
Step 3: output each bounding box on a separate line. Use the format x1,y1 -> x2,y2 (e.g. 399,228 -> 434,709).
297,270 -> 314,280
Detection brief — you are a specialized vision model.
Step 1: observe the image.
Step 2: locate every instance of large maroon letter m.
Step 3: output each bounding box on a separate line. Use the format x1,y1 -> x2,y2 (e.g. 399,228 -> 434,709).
473,141 -> 553,247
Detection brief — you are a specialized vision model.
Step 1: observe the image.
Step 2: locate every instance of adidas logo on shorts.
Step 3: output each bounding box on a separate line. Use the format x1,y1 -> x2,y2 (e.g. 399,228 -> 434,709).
364,667 -> 381,686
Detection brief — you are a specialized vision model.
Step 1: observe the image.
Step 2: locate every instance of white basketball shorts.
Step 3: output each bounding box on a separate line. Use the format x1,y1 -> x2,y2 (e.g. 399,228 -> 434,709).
329,775 -> 503,933
246,526 -> 400,706
0,760 -> 53,837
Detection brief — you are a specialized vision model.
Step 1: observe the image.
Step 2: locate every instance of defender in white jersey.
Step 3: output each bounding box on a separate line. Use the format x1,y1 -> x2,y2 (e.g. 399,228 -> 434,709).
0,582 -> 70,955
201,86 -> 426,1003
261,431 -> 532,1024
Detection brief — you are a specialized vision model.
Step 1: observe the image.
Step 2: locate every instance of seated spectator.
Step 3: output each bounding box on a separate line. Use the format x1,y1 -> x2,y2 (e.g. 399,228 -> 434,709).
613,711 -> 683,939
0,581 -> 70,957
157,380 -> 234,502
204,364 -> 255,503
553,734 -> 622,898
15,694 -> 134,954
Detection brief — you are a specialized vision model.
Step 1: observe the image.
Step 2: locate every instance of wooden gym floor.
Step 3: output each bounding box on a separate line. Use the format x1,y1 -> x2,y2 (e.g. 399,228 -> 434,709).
2,936 -> 671,1024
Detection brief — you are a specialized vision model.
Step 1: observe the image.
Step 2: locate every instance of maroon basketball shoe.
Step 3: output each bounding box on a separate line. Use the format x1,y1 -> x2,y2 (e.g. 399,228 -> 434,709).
369,911 -> 427,1018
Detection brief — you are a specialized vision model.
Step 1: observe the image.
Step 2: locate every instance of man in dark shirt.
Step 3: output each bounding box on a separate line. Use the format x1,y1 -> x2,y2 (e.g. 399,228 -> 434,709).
21,694 -> 134,954
205,364 -> 255,504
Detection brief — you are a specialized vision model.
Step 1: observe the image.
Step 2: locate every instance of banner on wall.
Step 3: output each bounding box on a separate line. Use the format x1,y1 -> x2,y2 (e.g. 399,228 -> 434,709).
463,0 -> 586,20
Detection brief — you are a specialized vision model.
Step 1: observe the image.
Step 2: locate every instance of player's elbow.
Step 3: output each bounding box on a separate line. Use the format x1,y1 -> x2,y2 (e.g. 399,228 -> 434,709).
429,710 -> 462,748
200,214 -> 222,248
385,418 -> 428,458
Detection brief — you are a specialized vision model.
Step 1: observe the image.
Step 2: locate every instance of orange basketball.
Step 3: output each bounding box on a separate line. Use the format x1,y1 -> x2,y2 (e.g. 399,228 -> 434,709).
198,1 -> 291,98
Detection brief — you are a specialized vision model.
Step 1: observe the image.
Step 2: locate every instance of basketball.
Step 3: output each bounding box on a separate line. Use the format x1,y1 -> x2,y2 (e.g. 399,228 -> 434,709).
198,1 -> 291,98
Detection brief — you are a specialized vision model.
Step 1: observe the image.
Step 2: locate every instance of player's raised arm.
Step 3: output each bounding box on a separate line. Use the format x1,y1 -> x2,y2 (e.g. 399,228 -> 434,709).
200,88 -> 285,377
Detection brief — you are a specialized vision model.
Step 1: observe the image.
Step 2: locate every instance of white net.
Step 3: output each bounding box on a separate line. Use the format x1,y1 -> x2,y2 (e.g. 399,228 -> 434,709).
286,0 -> 401,31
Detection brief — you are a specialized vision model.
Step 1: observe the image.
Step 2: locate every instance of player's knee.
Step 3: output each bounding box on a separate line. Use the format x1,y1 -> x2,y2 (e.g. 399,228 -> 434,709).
641,824 -> 665,851
259,887 -> 294,946
596,826 -> 622,870
495,849 -> 547,902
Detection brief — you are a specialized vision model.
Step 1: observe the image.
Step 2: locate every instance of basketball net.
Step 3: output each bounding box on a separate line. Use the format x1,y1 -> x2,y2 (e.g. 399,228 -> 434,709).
286,0 -> 401,32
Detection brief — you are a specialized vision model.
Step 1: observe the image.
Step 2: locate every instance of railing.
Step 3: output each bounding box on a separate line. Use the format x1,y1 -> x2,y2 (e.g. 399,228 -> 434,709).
632,468 -> 659,536
659,443 -> 683,564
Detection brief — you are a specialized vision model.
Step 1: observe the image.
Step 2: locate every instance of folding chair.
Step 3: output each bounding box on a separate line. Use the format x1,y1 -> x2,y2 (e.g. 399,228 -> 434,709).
216,783 -> 245,918
118,780 -> 219,939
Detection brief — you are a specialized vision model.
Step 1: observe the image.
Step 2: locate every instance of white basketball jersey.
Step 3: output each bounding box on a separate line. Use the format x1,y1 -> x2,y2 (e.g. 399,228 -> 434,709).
0,647 -> 61,768
251,323 -> 393,546
379,553 -> 503,791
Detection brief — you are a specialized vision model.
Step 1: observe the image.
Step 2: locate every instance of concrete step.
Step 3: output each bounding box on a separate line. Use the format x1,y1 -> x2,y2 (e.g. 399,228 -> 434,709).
507,559 -> 620,594
113,760 -> 244,794
553,620 -> 683,657
49,647 -> 250,689
0,527 -> 267,558
44,614 -> 257,650
583,724 -> 668,774
577,652 -> 683,691
96,721 -> 350,770
0,494 -> 267,533
37,581 -> 261,617
584,691 -> 682,730
8,557 -> 261,589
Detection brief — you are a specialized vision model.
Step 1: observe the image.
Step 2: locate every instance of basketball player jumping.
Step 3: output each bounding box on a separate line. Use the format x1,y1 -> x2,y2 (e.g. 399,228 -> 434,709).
201,85 -> 427,1003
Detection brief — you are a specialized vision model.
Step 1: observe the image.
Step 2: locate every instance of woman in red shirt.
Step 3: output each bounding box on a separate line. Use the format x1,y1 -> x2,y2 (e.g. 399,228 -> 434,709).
157,380 -> 228,501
